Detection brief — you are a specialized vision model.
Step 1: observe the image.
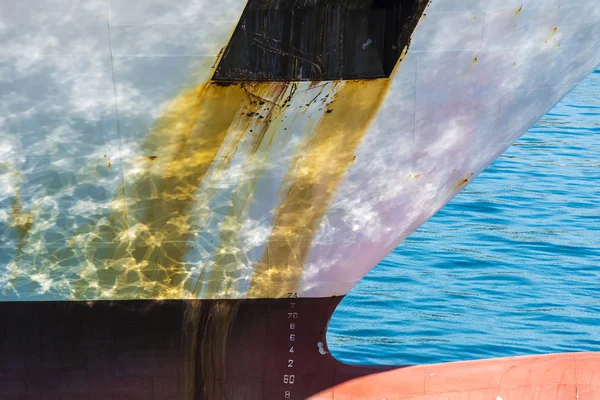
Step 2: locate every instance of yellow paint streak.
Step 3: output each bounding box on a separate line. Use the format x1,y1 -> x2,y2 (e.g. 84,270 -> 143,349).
247,79 -> 392,298
73,83 -> 248,300
200,83 -> 292,297
4,168 -> 38,294
515,5 -> 523,16
9,183 -> 33,258
120,83 -> 248,299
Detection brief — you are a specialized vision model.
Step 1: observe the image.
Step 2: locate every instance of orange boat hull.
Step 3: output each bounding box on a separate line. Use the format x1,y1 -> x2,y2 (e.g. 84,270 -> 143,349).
314,352 -> 600,399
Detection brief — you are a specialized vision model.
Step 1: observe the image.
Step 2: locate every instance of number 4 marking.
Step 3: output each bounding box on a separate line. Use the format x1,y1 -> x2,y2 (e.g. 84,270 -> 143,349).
289,346 -> 294,353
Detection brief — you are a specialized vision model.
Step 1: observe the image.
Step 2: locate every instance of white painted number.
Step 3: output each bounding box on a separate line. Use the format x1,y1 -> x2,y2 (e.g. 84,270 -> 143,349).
284,299 -> 298,397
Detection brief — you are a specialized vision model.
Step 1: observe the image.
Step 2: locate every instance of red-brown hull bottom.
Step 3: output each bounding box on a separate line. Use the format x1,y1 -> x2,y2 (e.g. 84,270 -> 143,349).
1,299 -> 598,399
314,352 -> 600,399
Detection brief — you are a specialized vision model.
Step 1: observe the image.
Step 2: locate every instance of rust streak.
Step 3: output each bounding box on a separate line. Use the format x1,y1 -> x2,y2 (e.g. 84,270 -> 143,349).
457,173 -> 475,189
75,83 -> 247,300
201,83 -> 296,298
247,79 -> 392,298
120,83 -> 246,299
9,186 -> 33,259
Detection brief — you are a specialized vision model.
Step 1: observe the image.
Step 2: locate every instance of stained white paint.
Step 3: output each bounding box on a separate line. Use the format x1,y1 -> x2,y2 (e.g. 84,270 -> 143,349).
0,0 -> 599,300
300,0 -> 600,297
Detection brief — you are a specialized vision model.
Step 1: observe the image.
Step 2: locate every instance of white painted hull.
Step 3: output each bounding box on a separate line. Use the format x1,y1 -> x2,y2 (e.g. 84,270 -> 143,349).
0,0 -> 599,300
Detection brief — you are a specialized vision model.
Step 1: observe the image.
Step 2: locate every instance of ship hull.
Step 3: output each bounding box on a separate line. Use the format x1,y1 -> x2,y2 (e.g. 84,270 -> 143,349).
1,0 -> 599,301
1,0 -> 600,398
3,299 -> 600,399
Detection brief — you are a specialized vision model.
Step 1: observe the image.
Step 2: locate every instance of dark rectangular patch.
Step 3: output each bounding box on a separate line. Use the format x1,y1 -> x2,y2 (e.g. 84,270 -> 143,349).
213,0 -> 427,81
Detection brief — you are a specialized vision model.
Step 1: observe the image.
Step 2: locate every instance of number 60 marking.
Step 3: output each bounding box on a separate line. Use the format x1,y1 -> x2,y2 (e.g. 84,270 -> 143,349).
283,374 -> 295,384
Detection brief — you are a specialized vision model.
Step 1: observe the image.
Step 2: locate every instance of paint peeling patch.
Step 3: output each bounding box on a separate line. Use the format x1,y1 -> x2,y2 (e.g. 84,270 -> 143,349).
68,83 -> 252,300
318,341 -> 328,355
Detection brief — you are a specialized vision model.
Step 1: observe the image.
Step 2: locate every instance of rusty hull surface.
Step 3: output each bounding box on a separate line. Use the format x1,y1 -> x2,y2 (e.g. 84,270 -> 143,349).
2,299 -> 600,399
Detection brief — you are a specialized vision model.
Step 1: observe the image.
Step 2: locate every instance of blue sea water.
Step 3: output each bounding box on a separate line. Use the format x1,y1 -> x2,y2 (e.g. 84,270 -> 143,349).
328,68 -> 600,366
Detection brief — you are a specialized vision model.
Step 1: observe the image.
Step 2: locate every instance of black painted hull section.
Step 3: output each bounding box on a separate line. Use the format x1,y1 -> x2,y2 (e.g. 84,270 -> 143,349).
0,298 -> 390,399
214,0 -> 428,81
